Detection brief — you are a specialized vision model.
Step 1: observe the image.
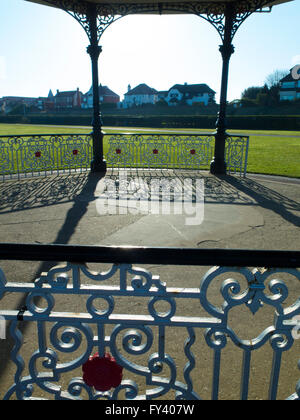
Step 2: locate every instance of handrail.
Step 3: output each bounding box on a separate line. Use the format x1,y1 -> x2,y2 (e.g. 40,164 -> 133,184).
0,132 -> 215,138
0,243 -> 299,267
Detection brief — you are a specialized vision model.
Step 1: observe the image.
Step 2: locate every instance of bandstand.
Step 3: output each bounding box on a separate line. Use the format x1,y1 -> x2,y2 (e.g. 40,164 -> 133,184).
25,0 -> 294,174
0,0 -> 298,402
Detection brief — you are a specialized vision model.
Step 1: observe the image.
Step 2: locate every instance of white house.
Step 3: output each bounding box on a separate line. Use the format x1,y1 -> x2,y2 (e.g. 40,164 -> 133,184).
122,84 -> 158,108
279,66 -> 300,101
165,83 -> 216,106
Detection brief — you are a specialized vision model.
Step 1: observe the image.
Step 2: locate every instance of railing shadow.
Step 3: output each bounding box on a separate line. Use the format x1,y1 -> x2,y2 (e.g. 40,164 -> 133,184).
105,168 -> 255,205
105,169 -> 300,227
0,171 -> 105,382
220,175 -> 300,227
0,173 -> 90,214
0,169 -> 255,216
5,169 -> 295,214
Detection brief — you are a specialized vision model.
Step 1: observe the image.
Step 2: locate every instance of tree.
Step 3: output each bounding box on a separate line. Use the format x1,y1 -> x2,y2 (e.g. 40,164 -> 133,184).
264,69 -> 288,106
241,72 -> 288,107
240,97 -> 257,107
256,92 -> 269,107
241,86 -> 263,100
265,69 -> 288,89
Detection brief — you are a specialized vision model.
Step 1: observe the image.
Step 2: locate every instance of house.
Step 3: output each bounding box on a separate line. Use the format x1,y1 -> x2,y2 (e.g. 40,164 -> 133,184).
157,91 -> 168,101
279,66 -> 300,101
122,84 -> 158,108
0,90 -> 57,113
230,99 -> 242,108
0,96 -> 43,114
54,88 -> 83,110
82,84 -> 120,108
165,83 -> 216,106
0,96 -> 39,113
43,89 -> 55,111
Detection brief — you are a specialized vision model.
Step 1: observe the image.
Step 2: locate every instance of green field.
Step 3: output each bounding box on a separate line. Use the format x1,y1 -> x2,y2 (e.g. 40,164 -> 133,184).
0,124 -> 299,178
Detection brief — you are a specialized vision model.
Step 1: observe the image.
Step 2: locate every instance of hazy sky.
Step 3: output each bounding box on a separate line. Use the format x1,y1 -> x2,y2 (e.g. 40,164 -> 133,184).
0,0 -> 299,102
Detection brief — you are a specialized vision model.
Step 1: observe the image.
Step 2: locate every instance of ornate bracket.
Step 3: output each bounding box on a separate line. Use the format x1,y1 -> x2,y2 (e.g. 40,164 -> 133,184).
39,0 -> 274,43
40,0 -> 121,43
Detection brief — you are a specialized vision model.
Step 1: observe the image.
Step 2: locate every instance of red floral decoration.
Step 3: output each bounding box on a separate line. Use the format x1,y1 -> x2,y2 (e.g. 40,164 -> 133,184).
190,149 -> 196,155
35,151 -> 41,158
73,149 -> 79,155
153,149 -> 158,155
82,352 -> 123,392
116,149 -> 121,154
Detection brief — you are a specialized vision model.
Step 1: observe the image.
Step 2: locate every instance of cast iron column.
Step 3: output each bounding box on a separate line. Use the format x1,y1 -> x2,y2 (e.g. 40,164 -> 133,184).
210,4 -> 235,175
87,4 -> 107,173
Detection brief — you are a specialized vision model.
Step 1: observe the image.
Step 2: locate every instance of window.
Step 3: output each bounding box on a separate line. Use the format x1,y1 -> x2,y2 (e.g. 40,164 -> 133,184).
281,95 -> 294,101
282,81 -> 296,89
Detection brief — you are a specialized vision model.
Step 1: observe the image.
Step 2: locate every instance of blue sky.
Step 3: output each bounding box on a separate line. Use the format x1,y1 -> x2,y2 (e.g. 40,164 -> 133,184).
0,0 -> 299,102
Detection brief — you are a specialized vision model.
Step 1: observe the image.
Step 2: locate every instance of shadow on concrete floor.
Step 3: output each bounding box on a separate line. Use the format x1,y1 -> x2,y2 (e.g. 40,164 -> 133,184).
0,170 -> 299,388
0,171 -> 105,382
221,175 -> 300,228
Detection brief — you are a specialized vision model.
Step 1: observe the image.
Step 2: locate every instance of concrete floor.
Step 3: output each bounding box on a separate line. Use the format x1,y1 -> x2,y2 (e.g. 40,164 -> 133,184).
0,169 -> 299,400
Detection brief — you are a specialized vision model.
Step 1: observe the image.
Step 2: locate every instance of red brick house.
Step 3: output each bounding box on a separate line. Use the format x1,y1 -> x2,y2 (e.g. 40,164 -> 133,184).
54,88 -> 83,110
82,84 -> 120,108
0,96 -> 38,113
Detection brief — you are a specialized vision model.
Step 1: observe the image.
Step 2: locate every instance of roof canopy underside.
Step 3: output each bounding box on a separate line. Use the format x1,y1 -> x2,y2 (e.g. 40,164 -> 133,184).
26,0 -> 294,15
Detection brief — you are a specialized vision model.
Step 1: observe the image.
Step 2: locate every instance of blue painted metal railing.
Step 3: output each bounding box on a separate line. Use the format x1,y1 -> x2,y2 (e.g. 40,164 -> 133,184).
0,243 -> 299,400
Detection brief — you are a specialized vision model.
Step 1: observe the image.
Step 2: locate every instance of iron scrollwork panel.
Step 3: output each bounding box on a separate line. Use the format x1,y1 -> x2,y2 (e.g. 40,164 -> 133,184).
225,135 -> 249,176
177,135 -> 214,169
57,134 -> 93,170
105,133 -> 247,173
0,261 -> 299,400
0,137 -> 19,175
0,134 -> 93,178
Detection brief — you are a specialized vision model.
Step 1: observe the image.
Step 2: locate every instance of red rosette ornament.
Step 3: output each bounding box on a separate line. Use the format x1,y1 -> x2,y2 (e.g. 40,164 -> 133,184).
82,352 -> 123,392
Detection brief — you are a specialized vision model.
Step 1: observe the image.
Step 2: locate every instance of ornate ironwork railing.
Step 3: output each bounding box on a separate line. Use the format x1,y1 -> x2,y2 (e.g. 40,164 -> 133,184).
0,134 -> 93,180
106,133 -> 214,171
0,133 -> 249,180
105,133 -> 249,176
0,243 -> 299,400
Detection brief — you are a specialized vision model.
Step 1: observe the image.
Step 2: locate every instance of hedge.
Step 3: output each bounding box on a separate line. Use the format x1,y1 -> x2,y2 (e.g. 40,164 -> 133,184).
0,114 -> 299,131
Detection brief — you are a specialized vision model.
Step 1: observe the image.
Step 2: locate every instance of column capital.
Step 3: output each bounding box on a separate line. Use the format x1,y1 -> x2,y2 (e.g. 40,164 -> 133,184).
87,44 -> 102,60
219,44 -> 235,60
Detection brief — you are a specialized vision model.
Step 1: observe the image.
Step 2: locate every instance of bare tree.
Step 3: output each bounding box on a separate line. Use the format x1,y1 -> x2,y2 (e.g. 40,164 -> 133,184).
265,69 -> 289,88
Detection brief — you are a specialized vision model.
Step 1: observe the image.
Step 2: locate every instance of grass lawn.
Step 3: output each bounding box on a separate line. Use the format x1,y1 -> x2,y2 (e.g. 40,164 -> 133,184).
0,123 -> 91,135
0,124 -> 299,178
245,135 -> 300,178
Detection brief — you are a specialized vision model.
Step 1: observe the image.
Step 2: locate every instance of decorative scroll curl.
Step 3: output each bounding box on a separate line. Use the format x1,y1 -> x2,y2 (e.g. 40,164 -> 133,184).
1,260 -> 299,400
